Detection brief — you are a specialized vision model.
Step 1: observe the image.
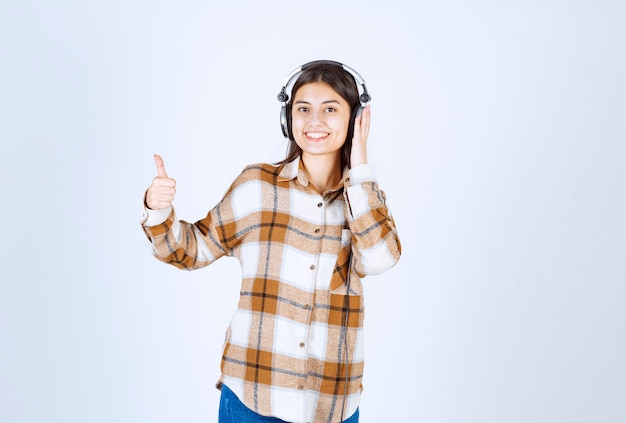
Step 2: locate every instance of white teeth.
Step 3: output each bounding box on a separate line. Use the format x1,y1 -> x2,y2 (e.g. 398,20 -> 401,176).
307,132 -> 328,139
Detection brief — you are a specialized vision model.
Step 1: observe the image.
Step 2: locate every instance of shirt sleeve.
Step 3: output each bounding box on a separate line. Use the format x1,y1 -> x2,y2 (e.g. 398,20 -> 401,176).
343,163 -> 402,276
140,169 -> 252,271
141,205 -> 172,227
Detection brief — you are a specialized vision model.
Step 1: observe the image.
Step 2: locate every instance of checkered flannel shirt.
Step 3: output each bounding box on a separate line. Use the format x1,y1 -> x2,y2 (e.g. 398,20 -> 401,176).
141,157 -> 401,423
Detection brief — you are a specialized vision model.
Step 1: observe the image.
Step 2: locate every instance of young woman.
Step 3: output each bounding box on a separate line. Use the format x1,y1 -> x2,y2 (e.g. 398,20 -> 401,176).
141,61 -> 401,423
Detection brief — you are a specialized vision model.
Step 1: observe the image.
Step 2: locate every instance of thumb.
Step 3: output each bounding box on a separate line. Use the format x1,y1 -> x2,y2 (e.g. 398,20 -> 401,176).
153,154 -> 168,177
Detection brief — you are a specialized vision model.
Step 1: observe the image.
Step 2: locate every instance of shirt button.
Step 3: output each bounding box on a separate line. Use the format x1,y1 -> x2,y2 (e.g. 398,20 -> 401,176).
309,264 -> 316,270
298,385 -> 305,390
317,202 -> 323,207
299,342 -> 305,348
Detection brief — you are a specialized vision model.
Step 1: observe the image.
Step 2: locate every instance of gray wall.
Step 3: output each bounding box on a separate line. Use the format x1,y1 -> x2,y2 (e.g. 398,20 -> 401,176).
1,1 -> 625,422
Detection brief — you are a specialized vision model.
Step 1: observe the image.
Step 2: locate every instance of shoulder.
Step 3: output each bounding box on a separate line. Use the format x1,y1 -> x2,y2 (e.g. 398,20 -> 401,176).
235,162 -> 284,184
223,163 -> 285,195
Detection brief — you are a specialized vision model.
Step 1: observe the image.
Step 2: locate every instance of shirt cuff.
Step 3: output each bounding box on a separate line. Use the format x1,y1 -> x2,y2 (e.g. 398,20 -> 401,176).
142,205 -> 172,227
348,163 -> 376,184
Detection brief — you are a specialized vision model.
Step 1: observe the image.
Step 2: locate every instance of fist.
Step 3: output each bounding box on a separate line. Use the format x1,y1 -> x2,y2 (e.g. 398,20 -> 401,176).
146,154 -> 176,210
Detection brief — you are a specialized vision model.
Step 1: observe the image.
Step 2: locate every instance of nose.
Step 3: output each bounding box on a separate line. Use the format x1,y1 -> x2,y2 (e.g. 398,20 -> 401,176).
308,109 -> 323,126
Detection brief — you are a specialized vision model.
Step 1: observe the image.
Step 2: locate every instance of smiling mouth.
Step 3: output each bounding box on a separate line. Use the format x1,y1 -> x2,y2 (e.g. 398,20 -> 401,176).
306,132 -> 329,140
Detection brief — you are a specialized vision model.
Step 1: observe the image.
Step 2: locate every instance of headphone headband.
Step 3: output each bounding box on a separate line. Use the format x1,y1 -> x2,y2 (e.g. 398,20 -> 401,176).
277,60 -> 371,105
277,60 -> 371,139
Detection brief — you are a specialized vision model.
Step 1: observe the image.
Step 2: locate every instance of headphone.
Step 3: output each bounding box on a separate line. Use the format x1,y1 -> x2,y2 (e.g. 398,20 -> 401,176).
277,60 -> 371,139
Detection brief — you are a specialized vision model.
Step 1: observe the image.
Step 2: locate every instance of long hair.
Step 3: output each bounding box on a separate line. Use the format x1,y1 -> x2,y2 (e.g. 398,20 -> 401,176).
276,62 -> 361,170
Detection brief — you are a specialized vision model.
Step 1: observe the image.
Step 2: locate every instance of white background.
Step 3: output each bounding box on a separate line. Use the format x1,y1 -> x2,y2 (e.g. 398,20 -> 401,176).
1,1 -> 625,422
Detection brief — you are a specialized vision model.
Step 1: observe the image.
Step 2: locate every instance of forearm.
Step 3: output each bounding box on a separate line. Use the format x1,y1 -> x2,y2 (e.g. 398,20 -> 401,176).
344,164 -> 401,275
141,206 -> 221,270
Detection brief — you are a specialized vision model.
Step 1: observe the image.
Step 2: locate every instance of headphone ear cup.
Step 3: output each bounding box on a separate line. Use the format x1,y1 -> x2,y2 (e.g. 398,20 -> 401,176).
280,105 -> 289,139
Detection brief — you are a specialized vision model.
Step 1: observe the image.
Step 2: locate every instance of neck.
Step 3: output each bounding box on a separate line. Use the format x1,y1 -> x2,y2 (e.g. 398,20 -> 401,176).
301,153 -> 342,194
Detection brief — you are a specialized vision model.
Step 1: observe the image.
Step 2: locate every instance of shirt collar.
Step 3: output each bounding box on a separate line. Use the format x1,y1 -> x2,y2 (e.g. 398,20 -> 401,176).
277,156 -> 349,192
277,156 -> 306,184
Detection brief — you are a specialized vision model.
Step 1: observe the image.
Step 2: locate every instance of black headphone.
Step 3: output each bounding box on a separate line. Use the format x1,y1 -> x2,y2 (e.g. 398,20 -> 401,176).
277,60 -> 371,139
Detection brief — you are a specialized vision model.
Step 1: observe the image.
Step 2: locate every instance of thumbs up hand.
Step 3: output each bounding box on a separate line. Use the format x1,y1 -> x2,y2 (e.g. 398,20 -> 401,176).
146,154 -> 176,210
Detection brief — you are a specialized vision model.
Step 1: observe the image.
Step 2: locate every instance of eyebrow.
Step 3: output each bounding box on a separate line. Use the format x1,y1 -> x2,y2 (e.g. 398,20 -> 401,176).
293,99 -> 342,105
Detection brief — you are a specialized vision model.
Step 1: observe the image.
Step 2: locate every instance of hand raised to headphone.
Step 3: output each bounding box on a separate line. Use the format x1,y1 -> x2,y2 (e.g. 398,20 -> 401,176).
350,105 -> 371,167
146,154 -> 177,210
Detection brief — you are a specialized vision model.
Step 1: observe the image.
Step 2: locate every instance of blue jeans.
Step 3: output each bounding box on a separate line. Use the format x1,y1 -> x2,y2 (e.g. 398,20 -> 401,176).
219,384 -> 359,423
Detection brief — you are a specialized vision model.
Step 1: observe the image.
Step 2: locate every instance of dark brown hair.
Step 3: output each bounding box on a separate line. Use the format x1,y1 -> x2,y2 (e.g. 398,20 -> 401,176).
277,62 -> 361,170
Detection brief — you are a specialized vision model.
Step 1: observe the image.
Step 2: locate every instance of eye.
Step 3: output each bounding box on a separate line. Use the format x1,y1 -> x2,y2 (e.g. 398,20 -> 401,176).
324,107 -> 336,113
296,106 -> 309,113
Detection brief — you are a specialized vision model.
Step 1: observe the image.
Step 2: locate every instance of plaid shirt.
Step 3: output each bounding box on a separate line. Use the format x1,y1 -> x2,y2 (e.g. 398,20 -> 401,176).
141,157 -> 401,423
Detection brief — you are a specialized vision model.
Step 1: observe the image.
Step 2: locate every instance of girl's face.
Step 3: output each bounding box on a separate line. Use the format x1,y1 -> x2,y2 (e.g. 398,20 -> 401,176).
291,81 -> 351,162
